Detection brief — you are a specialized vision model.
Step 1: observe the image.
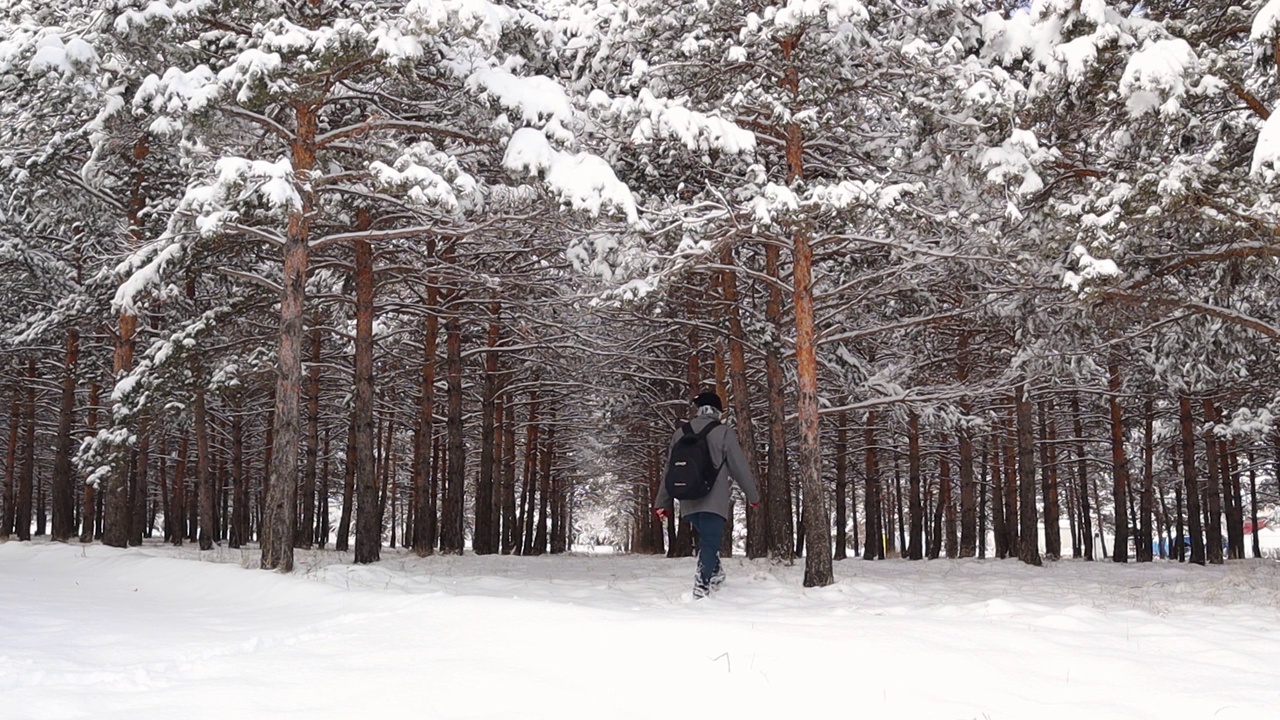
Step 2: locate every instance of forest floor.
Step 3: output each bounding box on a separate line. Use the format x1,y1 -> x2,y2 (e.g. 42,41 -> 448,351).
2,539 -> 1278,720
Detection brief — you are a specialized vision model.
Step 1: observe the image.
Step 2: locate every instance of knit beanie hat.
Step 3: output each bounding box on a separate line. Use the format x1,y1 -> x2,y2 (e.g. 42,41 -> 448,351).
693,390 -> 722,411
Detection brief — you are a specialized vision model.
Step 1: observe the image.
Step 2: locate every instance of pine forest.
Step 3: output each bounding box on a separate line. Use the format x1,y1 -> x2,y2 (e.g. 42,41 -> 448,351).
5,0 -> 1280,593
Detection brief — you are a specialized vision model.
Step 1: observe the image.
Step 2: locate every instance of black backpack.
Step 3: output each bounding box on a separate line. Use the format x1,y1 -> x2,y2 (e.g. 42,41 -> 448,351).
664,421 -> 723,500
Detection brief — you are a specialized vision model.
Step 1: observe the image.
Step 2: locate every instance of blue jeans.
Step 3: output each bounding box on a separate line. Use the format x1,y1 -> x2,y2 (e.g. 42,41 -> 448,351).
688,512 -> 725,587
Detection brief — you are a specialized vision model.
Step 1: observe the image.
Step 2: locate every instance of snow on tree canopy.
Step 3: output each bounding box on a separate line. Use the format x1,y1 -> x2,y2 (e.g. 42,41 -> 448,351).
1118,39 -> 1199,118
979,129 -> 1052,195
1250,112 -> 1280,182
405,0 -> 519,49
503,128 -> 638,223
1252,0 -> 1280,42
369,144 -> 479,213
113,0 -> 215,35
1062,244 -> 1122,293
590,89 -> 755,155
26,35 -> 98,76
767,0 -> 869,31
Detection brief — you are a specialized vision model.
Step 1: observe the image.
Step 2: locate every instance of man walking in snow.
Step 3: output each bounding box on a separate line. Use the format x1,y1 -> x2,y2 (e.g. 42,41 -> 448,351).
653,391 -> 760,598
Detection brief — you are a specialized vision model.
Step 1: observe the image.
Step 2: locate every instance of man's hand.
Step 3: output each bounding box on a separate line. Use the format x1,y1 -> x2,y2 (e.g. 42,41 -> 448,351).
654,507 -> 670,520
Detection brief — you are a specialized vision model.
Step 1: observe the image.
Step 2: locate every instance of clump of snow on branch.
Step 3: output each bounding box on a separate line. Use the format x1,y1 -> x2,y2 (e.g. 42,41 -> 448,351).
589,89 -> 755,155
1251,0 -> 1280,42
113,0 -> 214,35
767,0 -> 869,31
809,181 -> 924,211
1062,244 -> 1122,293
979,129 -> 1053,195
1211,406 -> 1276,441
1251,113 -> 1280,182
405,0 -> 517,49
1118,39 -> 1200,117
503,128 -> 638,223
370,144 -> 479,212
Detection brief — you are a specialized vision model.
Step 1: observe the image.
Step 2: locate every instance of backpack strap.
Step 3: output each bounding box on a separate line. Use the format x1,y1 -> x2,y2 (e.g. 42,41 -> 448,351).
680,420 -> 719,440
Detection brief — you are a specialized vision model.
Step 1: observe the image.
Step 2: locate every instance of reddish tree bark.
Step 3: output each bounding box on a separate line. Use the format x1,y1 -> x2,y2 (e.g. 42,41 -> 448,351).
51,329 -> 80,542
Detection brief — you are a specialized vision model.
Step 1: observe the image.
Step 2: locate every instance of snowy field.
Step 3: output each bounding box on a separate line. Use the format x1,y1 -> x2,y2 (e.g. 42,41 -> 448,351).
3,540 -> 1278,720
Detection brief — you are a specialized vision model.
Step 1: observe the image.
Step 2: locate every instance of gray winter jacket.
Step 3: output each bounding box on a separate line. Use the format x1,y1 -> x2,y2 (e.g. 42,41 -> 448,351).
653,416 -> 760,520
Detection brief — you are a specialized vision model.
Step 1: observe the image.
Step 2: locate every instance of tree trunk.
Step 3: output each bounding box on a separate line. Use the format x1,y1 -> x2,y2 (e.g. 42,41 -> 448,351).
336,412 -> 356,552
720,247 -> 765,558
229,396 -> 247,548
298,327 -> 321,549
1,387 -> 15,540
15,359 -> 36,541
1199,397 -> 1224,564
1137,397 -> 1154,562
1001,425 -> 1019,558
353,226 -> 380,564
533,420 -> 553,555
441,308 -> 465,555
1222,437 -> 1245,560
991,440 -> 1007,559
1179,394 -> 1205,565
978,445 -> 988,558
195,371 -> 214,551
907,413 -> 923,561
317,426 -> 331,547
1015,383 -> 1041,566
261,103 -> 318,573
79,382 -> 100,543
501,393 -> 518,555
474,300 -> 501,555
52,329 -> 80,542
941,444 -> 957,558
834,414 -> 847,560
763,242 -> 794,562
412,272 -> 439,556
1070,392 -> 1094,560
1106,357 -> 1129,563
171,436 -> 188,546
103,312 -> 138,548
1038,398 -> 1061,560
516,392 -> 538,555
1250,451 -> 1261,559
893,449 -> 905,556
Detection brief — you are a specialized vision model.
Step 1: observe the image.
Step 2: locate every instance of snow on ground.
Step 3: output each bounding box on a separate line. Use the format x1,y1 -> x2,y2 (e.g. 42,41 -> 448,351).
2,540 -> 1278,720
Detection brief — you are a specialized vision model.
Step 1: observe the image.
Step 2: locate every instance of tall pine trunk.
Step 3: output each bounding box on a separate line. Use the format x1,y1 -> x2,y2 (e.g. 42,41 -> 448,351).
720,247 -> 765,558
763,242 -> 794,562
1107,357 -> 1129,563
864,413 -> 883,559
299,327 -> 321,549
474,300 -> 501,555
412,269 -> 439,556
52,329 -> 79,542
834,414 -> 847,560
907,413 -> 923,561
1070,392 -> 1094,560
441,309 -> 465,555
1137,397 -> 1155,562
1015,383 -> 1041,566
353,228 -> 380,565
1179,394 -> 1205,565
79,382 -> 100,543
261,103 -> 318,572
1199,397 -> 1225,564
1038,399 -> 1061,560
15,359 -> 36,541
195,369 -> 214,551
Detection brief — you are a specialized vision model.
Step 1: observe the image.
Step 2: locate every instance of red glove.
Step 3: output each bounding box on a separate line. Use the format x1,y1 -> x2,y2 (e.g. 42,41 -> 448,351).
654,508 -> 670,520
750,502 -> 761,509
